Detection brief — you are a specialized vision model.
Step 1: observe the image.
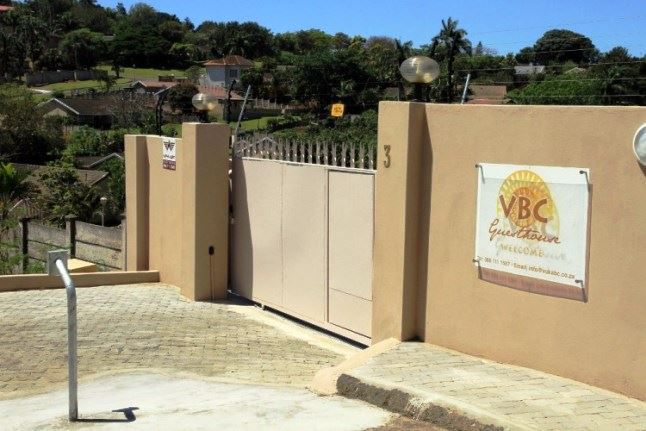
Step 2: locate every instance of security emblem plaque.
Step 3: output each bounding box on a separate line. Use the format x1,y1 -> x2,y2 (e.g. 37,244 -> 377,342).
162,137 -> 177,170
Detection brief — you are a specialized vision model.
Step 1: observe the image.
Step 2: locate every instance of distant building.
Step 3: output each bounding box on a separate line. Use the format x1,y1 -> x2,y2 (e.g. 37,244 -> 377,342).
0,5 -> 14,13
13,163 -> 109,189
75,153 -> 124,170
203,55 -> 253,88
514,63 -> 546,76
198,85 -> 245,119
465,85 -> 508,105
38,98 -> 115,129
131,79 -> 178,94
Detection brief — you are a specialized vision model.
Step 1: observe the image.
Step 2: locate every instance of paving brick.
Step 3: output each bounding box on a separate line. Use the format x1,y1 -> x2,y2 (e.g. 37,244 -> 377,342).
343,343 -> 646,431
0,285 -> 345,400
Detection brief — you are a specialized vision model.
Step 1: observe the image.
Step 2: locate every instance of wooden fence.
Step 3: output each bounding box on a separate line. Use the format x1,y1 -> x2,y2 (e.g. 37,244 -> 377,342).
14,216 -> 125,272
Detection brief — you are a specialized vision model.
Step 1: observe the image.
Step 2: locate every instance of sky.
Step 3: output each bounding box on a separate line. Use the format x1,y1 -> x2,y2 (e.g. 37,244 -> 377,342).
98,0 -> 646,56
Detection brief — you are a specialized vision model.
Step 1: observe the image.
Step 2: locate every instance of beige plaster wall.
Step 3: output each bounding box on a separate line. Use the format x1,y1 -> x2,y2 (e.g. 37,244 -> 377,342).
125,123 -> 230,300
376,103 -> 645,399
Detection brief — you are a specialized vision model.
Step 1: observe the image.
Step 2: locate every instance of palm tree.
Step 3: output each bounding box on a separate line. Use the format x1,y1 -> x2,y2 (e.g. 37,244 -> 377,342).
429,18 -> 472,102
0,163 -> 34,275
0,162 -> 33,222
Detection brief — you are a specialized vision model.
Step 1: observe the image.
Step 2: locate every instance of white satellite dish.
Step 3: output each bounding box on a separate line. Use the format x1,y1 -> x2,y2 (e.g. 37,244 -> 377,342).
634,124 -> 646,166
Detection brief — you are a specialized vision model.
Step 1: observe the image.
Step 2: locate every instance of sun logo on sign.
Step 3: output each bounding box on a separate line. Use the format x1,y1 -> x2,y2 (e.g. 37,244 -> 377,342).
497,170 -> 559,238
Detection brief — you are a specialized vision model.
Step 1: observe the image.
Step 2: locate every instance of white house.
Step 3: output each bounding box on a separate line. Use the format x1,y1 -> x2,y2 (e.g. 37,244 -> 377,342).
203,55 -> 253,88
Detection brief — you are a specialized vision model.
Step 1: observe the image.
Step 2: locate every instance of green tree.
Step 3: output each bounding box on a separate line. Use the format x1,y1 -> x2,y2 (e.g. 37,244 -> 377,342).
0,163 -> 34,275
103,158 -> 125,215
429,18 -> 472,102
533,29 -> 598,65
167,82 -> 198,114
59,28 -> 106,69
36,161 -> 99,228
292,48 -> 370,110
0,84 -> 64,163
195,20 -> 274,59
0,8 -> 48,77
588,46 -> 644,105
169,43 -> 199,68
112,19 -> 171,68
507,75 -> 603,105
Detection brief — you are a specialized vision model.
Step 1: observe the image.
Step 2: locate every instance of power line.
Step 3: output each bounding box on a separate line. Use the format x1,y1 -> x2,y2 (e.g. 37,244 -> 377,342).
471,77 -> 646,85
479,32 -> 646,48
454,59 -> 646,73
504,94 -> 643,99
468,16 -> 646,37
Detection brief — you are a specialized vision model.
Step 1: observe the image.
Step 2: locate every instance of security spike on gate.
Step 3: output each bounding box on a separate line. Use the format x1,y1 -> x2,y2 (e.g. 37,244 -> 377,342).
308,142 -> 313,164
350,144 -> 356,168
341,143 -> 347,167
323,142 -> 329,166
291,141 -> 297,162
359,144 -> 366,169
316,141 -> 321,165
299,143 -> 305,163
332,143 -> 338,166
368,146 -> 375,170
280,138 -> 286,161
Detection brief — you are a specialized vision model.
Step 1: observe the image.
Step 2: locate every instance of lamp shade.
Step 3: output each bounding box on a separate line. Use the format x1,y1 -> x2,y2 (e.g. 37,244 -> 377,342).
400,56 -> 440,84
634,123 -> 646,166
192,93 -> 218,111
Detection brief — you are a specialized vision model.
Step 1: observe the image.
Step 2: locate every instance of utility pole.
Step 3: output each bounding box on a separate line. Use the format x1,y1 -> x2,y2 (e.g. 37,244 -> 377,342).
461,73 -> 471,104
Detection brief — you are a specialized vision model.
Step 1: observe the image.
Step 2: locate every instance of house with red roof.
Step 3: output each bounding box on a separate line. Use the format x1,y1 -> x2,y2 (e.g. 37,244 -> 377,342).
204,55 -> 253,89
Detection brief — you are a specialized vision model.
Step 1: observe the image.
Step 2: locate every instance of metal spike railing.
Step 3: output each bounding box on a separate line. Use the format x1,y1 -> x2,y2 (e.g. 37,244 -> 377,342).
233,134 -> 377,170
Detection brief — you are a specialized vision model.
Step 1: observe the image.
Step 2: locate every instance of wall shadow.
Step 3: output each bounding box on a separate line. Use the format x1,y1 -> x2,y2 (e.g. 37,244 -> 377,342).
228,158 -> 253,298
415,111 -> 433,341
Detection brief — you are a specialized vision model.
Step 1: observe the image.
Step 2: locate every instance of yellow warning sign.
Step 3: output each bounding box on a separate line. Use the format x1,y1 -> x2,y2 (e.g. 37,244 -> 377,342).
331,103 -> 345,117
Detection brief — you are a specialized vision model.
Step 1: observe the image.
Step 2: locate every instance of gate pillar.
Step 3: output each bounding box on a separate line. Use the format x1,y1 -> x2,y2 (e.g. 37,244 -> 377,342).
372,102 -> 429,342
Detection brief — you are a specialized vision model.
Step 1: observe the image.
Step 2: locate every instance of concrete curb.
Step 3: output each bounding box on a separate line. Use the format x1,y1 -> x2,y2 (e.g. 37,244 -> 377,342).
337,373 -> 534,431
309,338 -> 400,395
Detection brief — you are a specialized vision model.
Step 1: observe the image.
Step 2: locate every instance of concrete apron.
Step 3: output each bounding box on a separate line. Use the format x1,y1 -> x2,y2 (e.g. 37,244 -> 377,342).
0,372 -> 393,431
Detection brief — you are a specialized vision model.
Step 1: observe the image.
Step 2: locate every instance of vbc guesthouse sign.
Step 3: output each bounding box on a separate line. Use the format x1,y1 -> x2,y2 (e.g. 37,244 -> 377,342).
474,163 -> 590,300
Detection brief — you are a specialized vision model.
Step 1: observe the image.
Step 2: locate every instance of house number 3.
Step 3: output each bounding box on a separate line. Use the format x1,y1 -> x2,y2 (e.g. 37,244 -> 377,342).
383,145 -> 391,168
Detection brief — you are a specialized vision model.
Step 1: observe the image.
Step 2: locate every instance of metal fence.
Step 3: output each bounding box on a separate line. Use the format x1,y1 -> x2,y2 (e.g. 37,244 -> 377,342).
232,134 -> 377,170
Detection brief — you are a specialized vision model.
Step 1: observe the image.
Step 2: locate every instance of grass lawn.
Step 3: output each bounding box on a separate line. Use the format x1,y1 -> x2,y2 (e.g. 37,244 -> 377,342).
29,66 -> 204,93
161,116 -> 282,138
95,66 -> 203,80
229,116 -> 282,132
39,77 -> 131,92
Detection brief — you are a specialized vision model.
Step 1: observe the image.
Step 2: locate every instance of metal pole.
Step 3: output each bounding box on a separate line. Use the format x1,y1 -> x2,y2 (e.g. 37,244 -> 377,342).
56,259 -> 78,421
225,79 -> 237,123
235,85 -> 252,137
51,256 -> 78,421
461,73 -> 471,104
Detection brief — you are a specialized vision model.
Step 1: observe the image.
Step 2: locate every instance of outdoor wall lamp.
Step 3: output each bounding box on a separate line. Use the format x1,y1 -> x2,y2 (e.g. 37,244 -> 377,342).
633,123 -> 646,166
192,93 -> 218,122
399,56 -> 440,102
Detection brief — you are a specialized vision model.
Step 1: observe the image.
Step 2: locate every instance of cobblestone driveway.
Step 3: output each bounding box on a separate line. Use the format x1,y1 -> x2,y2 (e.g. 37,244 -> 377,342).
0,284 -> 346,400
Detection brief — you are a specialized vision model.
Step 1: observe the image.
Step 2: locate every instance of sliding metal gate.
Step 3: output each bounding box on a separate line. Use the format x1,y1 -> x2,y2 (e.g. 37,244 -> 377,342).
230,136 -> 376,344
